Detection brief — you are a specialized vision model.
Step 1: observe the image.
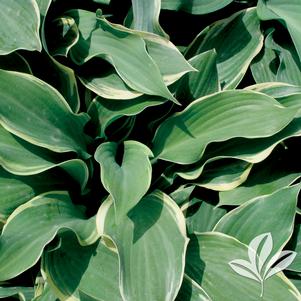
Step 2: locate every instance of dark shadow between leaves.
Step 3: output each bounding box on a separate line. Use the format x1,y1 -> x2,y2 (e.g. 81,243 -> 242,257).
175,275 -> 193,301
127,193 -> 163,244
175,116 -> 196,138
186,234 -> 205,285
45,231 -> 98,296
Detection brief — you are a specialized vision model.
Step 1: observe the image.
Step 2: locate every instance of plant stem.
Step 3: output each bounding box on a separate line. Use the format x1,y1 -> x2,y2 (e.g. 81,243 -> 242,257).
260,280 -> 264,298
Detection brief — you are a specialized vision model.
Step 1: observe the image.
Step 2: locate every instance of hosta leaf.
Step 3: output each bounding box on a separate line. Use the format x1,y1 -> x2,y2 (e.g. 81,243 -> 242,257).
169,114 -> 301,180
31,54 -> 81,113
131,0 -> 167,38
252,30 -> 301,86
97,191 -> 188,301
47,60 -> 80,114
185,232 -> 301,300
257,0 -> 301,63
250,39 -> 279,83
43,232 -> 121,301
144,34 -> 196,86
36,0 -> 52,48
0,192 -> 99,281
104,115 -> 136,142
0,69 -> 90,158
165,157 -> 252,191
79,67 -> 142,100
48,16 -> 80,57
88,95 -> 165,137
176,274 -> 212,301
0,125 -> 56,175
0,0 -> 41,55
219,153 -> 301,206
185,8 -> 263,89
33,284 -> 58,301
214,185 -> 300,255
247,82 -> 301,114
0,126 -> 89,191
61,9 -> 193,99
66,10 -> 177,102
246,82 -> 301,99
66,9 -> 194,95
193,159 -> 253,191
267,39 -> 301,87
169,185 -> 195,206
0,286 -> 34,301
0,159 -> 89,223
184,198 -> 227,234
176,50 -> 220,103
36,0 -> 80,113
263,96 -> 301,117
0,167 -> 70,223
152,90 -> 296,164
161,0 -> 234,14
95,141 -> 153,221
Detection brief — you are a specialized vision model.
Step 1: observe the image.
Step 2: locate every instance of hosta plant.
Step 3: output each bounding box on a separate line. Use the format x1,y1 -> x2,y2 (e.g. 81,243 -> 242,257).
1,0 -> 301,300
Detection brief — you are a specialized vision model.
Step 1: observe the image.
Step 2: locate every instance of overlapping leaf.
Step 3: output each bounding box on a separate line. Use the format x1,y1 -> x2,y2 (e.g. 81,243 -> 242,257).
0,0 -> 41,55
167,100 -> 301,181
43,232 -> 121,301
33,283 -> 57,301
176,50 -> 220,103
214,185 -> 300,255
152,90 -> 296,164
184,198 -> 227,234
0,69 -> 90,158
64,10 -> 190,102
251,30 -> 301,86
193,159 -> 253,191
0,168 -> 67,223
176,274 -> 212,301
36,0 -> 80,113
219,152 -> 301,206
0,125 -> 88,185
186,8 -> 263,89
0,192 -> 99,281
130,0 -> 168,38
88,95 -> 165,137
257,0 -> 301,63
0,286 -> 34,301
97,191 -> 188,301
79,69 -> 143,100
185,233 -> 301,300
59,9 -> 194,99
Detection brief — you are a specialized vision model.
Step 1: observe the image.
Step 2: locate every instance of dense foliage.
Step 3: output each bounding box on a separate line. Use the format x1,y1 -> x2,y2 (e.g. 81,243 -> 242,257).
1,0 -> 301,300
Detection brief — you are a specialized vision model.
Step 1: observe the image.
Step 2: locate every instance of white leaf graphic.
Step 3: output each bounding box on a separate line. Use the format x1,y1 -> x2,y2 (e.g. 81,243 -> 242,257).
263,249 -> 282,278
264,251 -> 297,280
257,233 -> 273,272
229,232 -> 298,299
248,232 -> 273,274
229,259 -> 261,282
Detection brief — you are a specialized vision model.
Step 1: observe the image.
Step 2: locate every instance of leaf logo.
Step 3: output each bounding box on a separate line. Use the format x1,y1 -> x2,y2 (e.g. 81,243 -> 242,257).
229,233 -> 297,298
